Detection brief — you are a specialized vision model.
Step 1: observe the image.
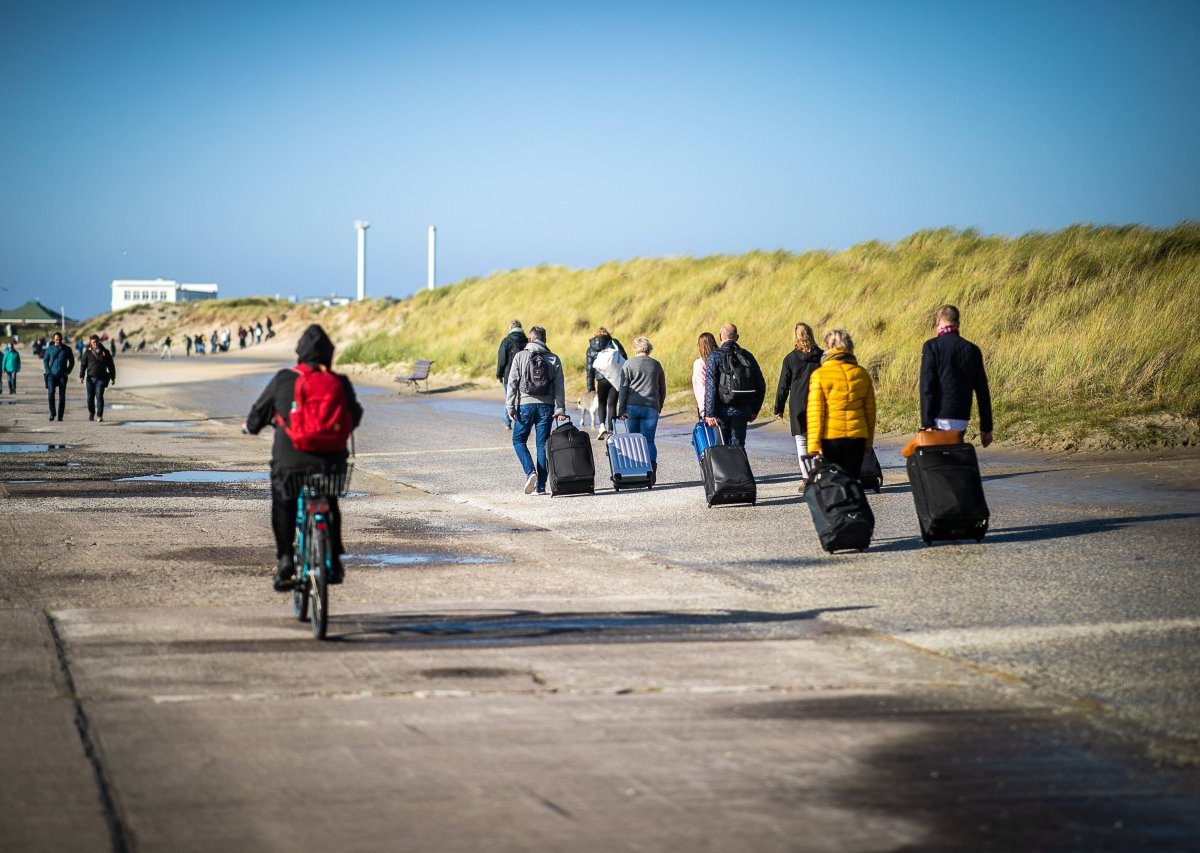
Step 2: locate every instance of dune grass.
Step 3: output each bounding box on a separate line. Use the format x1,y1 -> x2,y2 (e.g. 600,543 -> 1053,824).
339,223 -> 1200,450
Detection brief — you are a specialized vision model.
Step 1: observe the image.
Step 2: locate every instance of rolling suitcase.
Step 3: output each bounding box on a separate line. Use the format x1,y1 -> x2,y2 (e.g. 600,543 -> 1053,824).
906,443 -> 989,544
804,462 -> 875,552
606,420 -> 653,490
700,431 -> 756,507
859,447 -> 883,493
547,418 -> 595,496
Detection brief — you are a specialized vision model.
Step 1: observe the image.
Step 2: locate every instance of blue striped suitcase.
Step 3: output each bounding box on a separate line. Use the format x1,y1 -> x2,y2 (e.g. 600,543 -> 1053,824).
606,420 -> 653,490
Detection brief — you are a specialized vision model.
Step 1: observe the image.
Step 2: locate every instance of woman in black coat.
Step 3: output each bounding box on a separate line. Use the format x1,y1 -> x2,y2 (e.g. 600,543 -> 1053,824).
773,322 -> 823,481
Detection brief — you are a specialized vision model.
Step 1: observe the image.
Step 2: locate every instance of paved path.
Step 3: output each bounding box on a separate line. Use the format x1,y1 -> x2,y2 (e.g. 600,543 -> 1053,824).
2,350 -> 1199,851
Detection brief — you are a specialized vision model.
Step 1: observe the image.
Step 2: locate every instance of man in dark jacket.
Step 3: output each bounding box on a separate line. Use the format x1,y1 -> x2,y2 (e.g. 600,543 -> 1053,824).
42,332 -> 75,421
244,325 -> 364,591
703,323 -> 766,447
496,320 -> 528,430
919,304 -> 993,447
78,335 -> 117,422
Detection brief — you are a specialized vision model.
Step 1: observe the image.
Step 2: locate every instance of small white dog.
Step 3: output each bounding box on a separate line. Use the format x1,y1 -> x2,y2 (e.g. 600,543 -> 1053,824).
577,389 -> 600,429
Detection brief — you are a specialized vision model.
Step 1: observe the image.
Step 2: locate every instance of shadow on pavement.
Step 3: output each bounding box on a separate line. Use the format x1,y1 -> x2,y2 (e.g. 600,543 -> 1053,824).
332,606 -> 875,647
731,692 -> 1200,850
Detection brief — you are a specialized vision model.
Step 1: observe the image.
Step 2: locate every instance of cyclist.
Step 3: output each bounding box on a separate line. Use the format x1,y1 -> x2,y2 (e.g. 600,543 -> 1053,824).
244,324 -> 363,592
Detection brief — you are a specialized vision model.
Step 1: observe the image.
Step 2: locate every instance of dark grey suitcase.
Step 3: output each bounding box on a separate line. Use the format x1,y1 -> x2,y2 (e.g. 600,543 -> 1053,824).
804,462 -> 874,552
859,448 -> 883,493
547,419 -> 595,496
701,444 -> 756,507
907,443 -> 989,544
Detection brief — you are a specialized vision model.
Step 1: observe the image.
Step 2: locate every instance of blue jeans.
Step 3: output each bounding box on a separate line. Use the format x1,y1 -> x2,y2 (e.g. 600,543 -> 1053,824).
714,414 -> 749,447
624,405 -> 660,463
512,403 -> 554,492
86,377 -> 109,418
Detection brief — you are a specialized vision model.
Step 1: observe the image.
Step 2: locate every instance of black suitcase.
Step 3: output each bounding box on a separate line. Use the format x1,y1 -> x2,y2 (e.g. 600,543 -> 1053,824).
906,443 -> 989,544
701,444 -> 756,506
547,420 -> 595,496
859,447 -> 883,493
804,463 -> 874,552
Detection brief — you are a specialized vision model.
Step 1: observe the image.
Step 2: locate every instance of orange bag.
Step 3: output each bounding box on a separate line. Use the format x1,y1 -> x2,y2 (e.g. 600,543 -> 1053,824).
900,429 -> 965,458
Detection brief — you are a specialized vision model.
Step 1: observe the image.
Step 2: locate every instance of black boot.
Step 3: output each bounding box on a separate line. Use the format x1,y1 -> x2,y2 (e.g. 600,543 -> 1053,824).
273,555 -> 296,592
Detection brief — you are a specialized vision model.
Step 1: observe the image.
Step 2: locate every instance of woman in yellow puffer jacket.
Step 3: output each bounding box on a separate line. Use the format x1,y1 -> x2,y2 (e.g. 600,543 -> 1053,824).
806,328 -> 876,478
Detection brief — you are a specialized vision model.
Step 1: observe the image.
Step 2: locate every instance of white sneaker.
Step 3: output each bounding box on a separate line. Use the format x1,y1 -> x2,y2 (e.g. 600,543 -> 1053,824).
524,471 -> 538,494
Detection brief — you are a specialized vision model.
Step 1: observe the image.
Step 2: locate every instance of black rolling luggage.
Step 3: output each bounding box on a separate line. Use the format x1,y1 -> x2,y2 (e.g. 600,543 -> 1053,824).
859,447 -> 883,493
547,419 -> 595,496
701,443 -> 756,507
804,462 -> 874,552
906,443 -> 989,544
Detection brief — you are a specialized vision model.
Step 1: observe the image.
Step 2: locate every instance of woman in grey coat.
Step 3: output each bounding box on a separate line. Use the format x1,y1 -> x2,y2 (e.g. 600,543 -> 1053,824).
616,336 -> 667,484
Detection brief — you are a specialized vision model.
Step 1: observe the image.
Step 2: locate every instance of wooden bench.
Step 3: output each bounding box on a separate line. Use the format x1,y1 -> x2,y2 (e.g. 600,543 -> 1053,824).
393,359 -> 434,392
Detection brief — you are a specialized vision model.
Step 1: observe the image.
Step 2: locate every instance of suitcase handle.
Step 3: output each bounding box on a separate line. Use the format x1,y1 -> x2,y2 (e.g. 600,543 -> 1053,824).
611,419 -> 630,435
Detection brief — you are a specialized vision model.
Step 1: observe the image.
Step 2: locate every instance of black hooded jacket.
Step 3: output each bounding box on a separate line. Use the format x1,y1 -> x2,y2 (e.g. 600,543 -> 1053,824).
496,328 -> 528,382
584,334 -> 628,391
245,325 -> 364,474
773,347 -> 823,436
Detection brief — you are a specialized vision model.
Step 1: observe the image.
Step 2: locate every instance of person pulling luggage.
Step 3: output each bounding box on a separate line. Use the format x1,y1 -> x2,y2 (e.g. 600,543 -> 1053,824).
703,323 -> 766,447
506,326 -> 568,495
773,321 -> 824,491
805,328 -> 876,477
920,304 -> 994,446
615,336 -> 667,485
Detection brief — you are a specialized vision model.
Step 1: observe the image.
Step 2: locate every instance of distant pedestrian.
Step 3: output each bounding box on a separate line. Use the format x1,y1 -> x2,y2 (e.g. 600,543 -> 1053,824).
42,332 -> 75,421
75,338 -> 85,358
160,335 -> 173,359
585,327 -> 627,440
266,316 -> 274,338
920,304 -> 994,446
703,323 -> 766,447
2,342 -> 20,394
496,319 -> 528,430
806,328 -> 876,477
254,322 -> 263,344
616,336 -> 667,483
185,335 -> 193,356
79,335 -> 117,422
505,325 -> 567,495
238,326 -> 247,349
773,322 -> 824,482
691,332 -> 717,420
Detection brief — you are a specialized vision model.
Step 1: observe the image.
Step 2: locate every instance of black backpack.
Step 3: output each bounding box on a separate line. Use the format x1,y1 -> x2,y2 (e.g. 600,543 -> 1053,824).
718,346 -> 756,405
520,351 -> 552,396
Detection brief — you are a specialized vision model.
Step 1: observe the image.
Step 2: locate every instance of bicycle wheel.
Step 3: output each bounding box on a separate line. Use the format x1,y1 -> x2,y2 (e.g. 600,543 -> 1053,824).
309,522 -> 330,639
292,516 -> 311,622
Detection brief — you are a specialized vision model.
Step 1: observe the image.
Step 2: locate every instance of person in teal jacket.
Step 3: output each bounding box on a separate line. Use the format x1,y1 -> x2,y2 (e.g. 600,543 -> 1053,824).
2,343 -> 19,394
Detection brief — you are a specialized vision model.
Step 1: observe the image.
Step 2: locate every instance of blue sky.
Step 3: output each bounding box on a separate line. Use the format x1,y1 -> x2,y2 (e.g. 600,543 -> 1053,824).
2,0 -> 1198,318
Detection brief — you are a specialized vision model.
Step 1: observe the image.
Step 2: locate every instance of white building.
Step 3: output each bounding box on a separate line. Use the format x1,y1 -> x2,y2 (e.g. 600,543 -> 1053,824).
110,279 -> 219,312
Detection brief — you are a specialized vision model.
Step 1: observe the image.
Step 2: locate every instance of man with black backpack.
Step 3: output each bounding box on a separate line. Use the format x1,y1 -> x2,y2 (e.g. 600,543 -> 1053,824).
703,323 -> 767,447
505,325 -> 567,495
244,325 -> 363,592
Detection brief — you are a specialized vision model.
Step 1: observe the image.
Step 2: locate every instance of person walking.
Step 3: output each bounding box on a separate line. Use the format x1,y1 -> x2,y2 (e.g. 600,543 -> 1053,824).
243,325 -> 364,591
185,334 -> 193,357
2,342 -> 20,394
806,328 -> 876,477
616,336 -> 667,483
773,322 -> 824,485
42,332 -> 75,421
703,323 -> 766,447
496,319 -> 528,430
505,326 -> 567,495
920,304 -> 994,446
160,335 -> 173,359
692,332 -> 717,419
584,327 -> 627,439
79,335 -> 117,422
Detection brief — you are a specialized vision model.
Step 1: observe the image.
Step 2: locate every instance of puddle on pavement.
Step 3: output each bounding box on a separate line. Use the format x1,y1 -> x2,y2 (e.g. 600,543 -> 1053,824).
119,470 -> 269,483
124,420 -> 203,429
0,444 -> 74,453
4,479 -> 49,484
349,553 -> 505,567
0,400 -> 17,405
35,461 -> 84,468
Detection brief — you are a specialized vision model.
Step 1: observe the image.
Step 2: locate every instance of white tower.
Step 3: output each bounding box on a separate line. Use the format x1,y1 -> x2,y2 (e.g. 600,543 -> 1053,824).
427,225 -> 437,291
355,220 -> 370,301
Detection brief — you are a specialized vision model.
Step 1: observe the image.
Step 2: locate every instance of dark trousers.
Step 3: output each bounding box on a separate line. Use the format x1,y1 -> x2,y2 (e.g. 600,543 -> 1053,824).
46,374 -> 68,419
4,371 -> 14,393
86,377 -> 109,418
271,476 -> 343,561
714,415 -> 749,447
822,438 -> 866,478
594,377 -> 619,431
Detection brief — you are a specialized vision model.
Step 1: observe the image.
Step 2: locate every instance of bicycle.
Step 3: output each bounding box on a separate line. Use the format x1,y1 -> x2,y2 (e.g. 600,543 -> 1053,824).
289,464 -> 352,639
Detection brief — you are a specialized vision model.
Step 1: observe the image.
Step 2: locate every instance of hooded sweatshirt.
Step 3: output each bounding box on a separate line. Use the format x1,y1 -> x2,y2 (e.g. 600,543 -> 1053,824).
245,324 -> 363,474
496,327 -> 528,382
506,340 -> 566,415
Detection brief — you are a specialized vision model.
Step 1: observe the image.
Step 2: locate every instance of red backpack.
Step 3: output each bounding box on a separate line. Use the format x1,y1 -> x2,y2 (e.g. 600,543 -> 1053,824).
275,364 -> 353,452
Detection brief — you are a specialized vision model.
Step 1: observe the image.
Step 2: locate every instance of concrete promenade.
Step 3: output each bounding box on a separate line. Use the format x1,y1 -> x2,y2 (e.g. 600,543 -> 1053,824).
2,346 -> 1199,851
